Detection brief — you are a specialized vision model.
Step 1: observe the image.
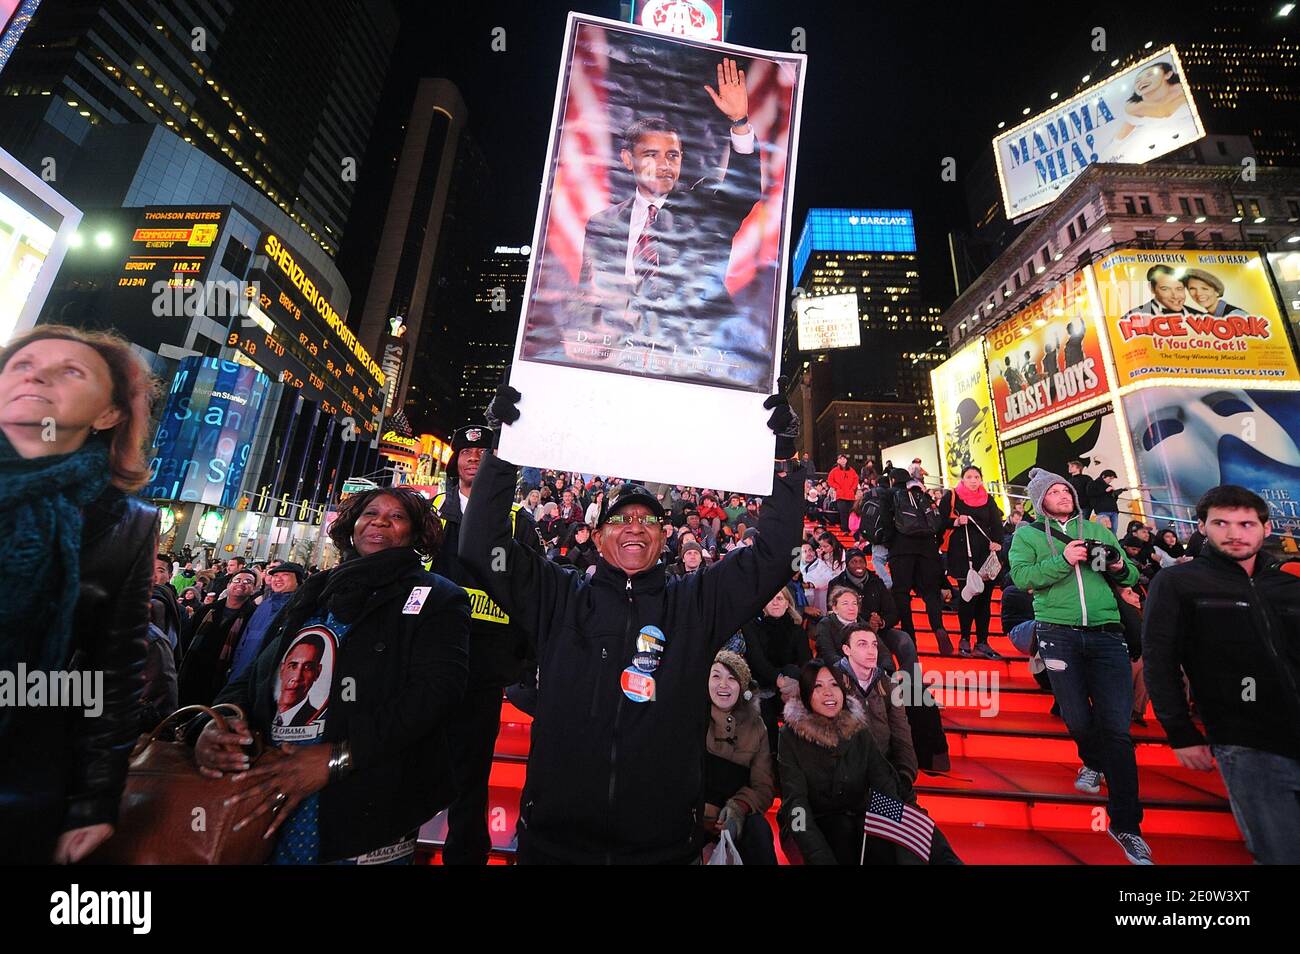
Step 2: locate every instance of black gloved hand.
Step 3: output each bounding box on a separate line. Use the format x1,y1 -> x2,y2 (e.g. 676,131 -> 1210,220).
763,376 -> 799,460
486,384 -> 521,430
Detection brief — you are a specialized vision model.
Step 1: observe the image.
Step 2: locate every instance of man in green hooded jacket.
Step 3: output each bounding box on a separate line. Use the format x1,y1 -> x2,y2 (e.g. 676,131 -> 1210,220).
1009,467 -> 1152,865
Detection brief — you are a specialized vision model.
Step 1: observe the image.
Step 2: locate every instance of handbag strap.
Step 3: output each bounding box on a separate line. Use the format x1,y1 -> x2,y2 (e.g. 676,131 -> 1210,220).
144,703 -> 253,749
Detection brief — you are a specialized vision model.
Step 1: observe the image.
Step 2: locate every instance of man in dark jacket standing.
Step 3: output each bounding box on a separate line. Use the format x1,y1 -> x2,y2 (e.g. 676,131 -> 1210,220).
1143,485 -> 1300,864
460,387 -> 803,863
1066,459 -> 1093,519
433,424 -> 543,865
178,568 -> 259,706
878,469 -> 954,655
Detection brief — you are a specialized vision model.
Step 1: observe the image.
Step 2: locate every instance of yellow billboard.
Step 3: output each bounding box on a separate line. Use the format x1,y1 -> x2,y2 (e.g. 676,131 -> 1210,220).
931,338 -> 1003,492
1092,249 -> 1300,387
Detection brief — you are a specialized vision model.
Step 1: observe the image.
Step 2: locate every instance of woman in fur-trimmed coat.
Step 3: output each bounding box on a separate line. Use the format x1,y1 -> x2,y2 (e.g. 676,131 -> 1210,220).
777,661 -> 961,865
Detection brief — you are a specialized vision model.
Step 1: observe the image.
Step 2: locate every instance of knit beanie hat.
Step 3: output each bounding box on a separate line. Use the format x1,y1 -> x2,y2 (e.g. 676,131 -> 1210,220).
713,649 -> 754,700
1025,466 -> 1078,518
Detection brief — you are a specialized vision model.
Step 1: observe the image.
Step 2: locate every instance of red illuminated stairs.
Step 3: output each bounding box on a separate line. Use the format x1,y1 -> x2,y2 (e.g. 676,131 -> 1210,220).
416,520 -> 1250,864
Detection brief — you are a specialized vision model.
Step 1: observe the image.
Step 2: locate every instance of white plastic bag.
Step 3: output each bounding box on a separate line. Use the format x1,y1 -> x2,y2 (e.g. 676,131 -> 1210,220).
706,829 -> 744,865
960,527 -> 985,601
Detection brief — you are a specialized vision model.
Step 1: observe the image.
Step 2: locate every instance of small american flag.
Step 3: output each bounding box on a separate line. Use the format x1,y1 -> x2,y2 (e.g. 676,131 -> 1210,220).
863,790 -> 934,863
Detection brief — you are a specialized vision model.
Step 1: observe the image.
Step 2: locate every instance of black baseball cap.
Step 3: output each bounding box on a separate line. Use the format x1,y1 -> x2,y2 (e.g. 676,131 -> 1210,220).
597,483 -> 666,526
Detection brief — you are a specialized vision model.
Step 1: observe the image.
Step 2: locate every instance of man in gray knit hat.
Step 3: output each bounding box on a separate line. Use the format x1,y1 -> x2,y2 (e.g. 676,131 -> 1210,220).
1008,467 -> 1152,864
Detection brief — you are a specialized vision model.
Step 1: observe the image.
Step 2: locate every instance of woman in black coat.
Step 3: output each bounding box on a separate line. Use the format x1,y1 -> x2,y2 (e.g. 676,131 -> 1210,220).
742,584 -> 812,754
0,326 -> 159,864
559,522 -> 598,573
777,662 -> 961,865
195,487 -> 470,864
939,465 -> 1004,659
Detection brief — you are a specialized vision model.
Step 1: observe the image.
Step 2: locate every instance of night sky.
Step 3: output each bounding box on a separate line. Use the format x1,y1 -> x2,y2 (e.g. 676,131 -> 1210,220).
336,0 -> 1250,312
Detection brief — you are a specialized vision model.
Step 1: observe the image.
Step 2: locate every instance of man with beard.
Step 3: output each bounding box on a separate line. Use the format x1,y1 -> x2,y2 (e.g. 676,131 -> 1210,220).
1143,485 -> 1300,864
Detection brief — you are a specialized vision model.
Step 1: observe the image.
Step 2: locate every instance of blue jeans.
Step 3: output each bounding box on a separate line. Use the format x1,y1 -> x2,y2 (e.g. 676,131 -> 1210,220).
1035,623 -> 1142,833
1007,619 -> 1036,655
877,627 -> 918,675
872,544 -> 892,589
1211,745 -> 1300,864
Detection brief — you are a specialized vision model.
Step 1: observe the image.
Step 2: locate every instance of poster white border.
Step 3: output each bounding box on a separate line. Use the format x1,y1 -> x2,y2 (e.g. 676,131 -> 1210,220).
497,12 -> 806,494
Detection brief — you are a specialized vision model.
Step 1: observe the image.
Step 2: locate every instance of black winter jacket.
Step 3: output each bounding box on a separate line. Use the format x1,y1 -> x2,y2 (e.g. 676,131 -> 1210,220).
177,597 -> 257,707
433,487 -> 541,688
461,451 -> 805,864
214,560 -> 470,861
742,613 -> 811,690
877,485 -> 943,558
827,569 -> 900,629
1143,547 -> 1300,758
777,695 -> 916,865
0,488 -> 156,862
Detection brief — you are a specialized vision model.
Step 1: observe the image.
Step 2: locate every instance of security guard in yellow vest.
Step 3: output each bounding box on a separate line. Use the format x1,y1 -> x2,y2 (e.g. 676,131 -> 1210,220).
432,424 -> 542,864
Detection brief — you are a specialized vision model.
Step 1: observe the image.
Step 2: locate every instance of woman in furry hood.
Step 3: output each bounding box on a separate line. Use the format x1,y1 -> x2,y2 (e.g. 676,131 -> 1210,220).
777,661 -> 961,865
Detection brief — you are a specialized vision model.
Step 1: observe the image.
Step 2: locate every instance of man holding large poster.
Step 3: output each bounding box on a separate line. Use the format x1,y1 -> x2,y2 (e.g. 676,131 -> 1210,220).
460,387 -> 814,864
500,15 -> 805,493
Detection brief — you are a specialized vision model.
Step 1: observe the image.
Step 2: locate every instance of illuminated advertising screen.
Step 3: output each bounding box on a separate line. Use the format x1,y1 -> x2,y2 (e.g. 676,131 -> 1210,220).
931,339 -> 1002,491
986,271 -> 1110,433
795,292 -> 860,351
0,0 -> 41,76
632,0 -> 725,41
1,144 -> 78,345
108,206 -> 226,351
993,46 -> 1204,220
146,355 -> 273,506
1092,248 -> 1300,387
1001,403 -> 1125,494
229,232 -> 385,431
1123,386 -> 1300,535
1266,250 -> 1300,344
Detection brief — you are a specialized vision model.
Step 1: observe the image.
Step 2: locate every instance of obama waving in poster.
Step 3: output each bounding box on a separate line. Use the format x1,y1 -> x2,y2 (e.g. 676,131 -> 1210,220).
578,58 -> 762,334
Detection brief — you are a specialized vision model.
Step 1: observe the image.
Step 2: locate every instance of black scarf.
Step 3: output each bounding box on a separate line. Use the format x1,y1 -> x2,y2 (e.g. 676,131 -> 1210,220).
309,547 -> 421,623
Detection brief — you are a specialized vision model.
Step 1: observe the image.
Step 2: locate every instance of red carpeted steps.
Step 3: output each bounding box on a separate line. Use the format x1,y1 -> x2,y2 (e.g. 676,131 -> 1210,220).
416,517 -> 1250,864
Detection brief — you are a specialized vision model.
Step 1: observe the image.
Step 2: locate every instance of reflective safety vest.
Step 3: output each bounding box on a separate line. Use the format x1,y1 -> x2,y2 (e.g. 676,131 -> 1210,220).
431,492 -> 523,626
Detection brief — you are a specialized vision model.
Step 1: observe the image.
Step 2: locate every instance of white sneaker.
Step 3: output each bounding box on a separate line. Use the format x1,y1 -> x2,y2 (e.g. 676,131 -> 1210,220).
1074,766 -> 1104,794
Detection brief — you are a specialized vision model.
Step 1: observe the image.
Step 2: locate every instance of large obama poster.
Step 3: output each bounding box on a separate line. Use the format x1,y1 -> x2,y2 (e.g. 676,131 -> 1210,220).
501,13 -> 805,493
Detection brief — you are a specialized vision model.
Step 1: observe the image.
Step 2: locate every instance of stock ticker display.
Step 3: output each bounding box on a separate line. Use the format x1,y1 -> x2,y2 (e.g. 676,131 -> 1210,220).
228,232 -> 385,435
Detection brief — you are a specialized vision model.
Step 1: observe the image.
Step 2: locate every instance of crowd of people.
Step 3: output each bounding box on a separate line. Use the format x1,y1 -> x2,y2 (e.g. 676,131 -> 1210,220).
2,324 -> 1297,867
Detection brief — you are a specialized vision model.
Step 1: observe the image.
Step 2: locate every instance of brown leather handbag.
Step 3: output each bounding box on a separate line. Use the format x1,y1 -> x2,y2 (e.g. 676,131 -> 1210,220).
90,703 -> 276,865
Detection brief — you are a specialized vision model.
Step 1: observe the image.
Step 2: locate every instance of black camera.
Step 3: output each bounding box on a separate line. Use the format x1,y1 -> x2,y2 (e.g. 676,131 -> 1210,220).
1085,541 -> 1121,568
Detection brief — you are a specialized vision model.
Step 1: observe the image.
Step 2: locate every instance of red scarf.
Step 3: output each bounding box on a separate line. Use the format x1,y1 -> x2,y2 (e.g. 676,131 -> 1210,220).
954,482 -> 989,509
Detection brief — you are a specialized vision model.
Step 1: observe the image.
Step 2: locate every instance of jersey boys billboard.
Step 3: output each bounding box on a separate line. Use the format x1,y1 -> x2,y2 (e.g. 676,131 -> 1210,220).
986,271 -> 1110,433
993,47 -> 1204,220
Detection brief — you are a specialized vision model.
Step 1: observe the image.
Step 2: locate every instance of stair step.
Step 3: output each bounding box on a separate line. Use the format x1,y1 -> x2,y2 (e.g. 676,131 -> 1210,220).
497,708 -> 1181,766
942,825 -> 1253,865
